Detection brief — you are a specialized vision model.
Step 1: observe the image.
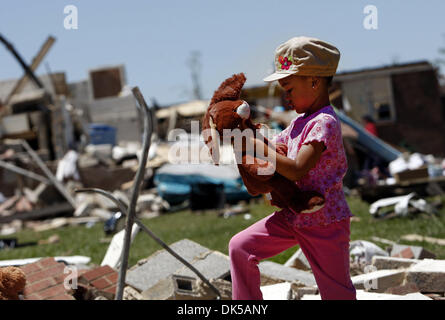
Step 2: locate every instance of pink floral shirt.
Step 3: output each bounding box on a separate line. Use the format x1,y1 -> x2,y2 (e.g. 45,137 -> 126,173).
273,105 -> 353,228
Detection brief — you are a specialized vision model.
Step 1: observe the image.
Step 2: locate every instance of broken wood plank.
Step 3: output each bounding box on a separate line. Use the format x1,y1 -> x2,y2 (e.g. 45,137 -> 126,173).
20,139 -> 76,208
371,236 -> 398,246
0,202 -> 73,224
0,195 -> 19,214
4,36 -> 56,104
0,159 -> 50,184
401,234 -> 445,246
0,33 -> 45,104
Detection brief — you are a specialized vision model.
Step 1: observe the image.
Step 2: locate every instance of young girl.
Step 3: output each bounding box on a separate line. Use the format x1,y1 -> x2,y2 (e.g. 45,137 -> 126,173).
229,36 -> 356,300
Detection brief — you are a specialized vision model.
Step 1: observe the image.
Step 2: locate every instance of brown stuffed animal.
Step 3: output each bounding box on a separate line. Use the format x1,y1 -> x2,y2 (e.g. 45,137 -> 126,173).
0,266 -> 26,300
202,73 -> 325,214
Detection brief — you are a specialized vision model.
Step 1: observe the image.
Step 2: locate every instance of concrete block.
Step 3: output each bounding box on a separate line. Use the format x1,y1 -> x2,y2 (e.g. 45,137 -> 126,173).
371,256 -> 419,270
260,282 -> 292,300
128,239 -> 232,299
193,278 -> 232,300
174,251 -> 230,280
391,244 -> 436,260
284,249 -> 311,271
141,275 -> 176,300
385,283 -> 420,295
405,259 -> 445,293
126,239 -> 215,293
258,261 -> 316,287
141,275 -> 231,300
379,292 -> 432,300
301,289 -> 432,300
288,282 -> 319,300
123,286 -> 144,300
351,269 -> 406,293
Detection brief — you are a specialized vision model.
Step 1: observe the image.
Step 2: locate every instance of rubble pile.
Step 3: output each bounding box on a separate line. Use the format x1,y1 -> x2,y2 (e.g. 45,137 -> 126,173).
0,141 -> 170,237
1,33 -> 445,302
261,238 -> 445,301
0,35 -> 257,301
1,235 -> 445,300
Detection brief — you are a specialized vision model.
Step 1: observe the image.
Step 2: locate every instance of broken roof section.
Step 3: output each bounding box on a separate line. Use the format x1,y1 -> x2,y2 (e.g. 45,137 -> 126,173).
334,60 -> 434,80
333,60 -> 445,157
156,100 -> 209,119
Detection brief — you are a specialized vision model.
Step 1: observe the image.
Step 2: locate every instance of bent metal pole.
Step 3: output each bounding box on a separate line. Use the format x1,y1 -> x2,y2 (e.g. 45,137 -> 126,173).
114,87 -> 153,300
75,187 -> 222,300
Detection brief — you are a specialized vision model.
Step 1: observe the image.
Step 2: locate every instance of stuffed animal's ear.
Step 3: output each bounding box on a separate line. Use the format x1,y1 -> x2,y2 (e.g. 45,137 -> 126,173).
210,73 -> 246,105
201,112 -> 220,165
208,116 -> 220,165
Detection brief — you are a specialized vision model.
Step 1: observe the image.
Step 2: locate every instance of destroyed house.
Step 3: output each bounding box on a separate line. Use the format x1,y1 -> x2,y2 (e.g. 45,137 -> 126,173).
69,64 -> 143,143
331,61 -> 445,157
0,73 -> 76,161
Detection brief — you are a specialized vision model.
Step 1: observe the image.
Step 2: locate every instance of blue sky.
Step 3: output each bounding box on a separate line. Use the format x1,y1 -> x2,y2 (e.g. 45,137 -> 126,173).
1,0 -> 444,105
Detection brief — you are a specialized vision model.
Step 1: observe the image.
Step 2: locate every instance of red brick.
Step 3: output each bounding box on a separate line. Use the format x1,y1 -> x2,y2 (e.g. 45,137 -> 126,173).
38,284 -> 68,300
37,257 -> 58,268
106,272 -> 118,284
24,278 -> 56,295
100,285 -> 117,300
20,263 -> 41,275
80,265 -> 114,282
91,277 -> 112,290
54,273 -> 67,284
27,264 -> 65,284
48,293 -> 75,300
102,285 -> 117,295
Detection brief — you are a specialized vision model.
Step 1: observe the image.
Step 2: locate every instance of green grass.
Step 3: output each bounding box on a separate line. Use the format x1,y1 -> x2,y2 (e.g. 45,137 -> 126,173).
1,195 -> 444,267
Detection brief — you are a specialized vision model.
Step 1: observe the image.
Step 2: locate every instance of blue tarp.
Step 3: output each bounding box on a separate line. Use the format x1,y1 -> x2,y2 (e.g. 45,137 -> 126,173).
88,123 -> 117,146
154,163 -> 253,205
335,108 -> 402,162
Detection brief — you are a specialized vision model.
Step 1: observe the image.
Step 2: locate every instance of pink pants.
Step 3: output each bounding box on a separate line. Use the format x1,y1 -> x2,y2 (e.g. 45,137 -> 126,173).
228,210 -> 356,300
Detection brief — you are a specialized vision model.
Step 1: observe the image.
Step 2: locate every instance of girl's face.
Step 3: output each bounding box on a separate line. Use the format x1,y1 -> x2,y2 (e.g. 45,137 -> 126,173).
278,75 -> 319,114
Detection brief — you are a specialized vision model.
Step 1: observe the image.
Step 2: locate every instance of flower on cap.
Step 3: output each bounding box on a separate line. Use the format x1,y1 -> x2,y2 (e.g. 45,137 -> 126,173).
278,56 -> 292,70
